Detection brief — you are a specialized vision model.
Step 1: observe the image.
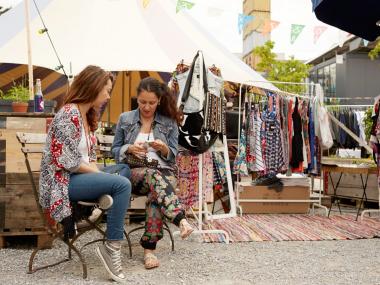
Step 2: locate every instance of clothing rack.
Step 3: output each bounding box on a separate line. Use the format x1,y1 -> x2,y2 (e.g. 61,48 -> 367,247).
325,104 -> 372,108
324,97 -> 373,101
173,53 -> 235,243
325,104 -> 371,151
235,81 -> 328,216
324,97 -> 380,217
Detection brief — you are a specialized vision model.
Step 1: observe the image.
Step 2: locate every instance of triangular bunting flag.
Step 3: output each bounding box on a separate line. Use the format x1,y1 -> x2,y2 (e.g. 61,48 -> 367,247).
238,13 -> 254,34
142,0 -> 150,8
176,0 -> 195,13
261,19 -> 279,36
290,24 -> 305,44
313,26 -> 328,44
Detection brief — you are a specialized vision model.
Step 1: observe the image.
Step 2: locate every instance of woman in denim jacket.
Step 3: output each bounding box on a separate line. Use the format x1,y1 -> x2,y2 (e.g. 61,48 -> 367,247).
112,77 -> 193,269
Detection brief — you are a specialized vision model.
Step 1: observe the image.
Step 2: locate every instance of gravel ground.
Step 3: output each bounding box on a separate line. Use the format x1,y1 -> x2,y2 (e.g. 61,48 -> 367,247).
1,221 -> 380,285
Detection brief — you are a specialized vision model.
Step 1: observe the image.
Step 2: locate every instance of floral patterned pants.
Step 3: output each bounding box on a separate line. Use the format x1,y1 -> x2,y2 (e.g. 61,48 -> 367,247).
129,167 -> 184,250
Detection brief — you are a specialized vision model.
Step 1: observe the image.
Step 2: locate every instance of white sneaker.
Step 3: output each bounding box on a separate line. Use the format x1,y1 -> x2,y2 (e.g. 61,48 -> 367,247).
96,241 -> 126,283
98,194 -> 113,210
88,208 -> 103,223
77,195 -> 113,228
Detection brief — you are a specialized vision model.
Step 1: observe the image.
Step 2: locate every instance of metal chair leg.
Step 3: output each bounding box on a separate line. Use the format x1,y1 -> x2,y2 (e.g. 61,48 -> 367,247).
28,235 -> 86,279
163,221 -> 175,252
28,236 -> 70,274
124,229 -> 133,258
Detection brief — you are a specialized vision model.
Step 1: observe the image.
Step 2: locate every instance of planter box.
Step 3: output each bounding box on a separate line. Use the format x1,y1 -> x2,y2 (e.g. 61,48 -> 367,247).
0,100 -> 56,113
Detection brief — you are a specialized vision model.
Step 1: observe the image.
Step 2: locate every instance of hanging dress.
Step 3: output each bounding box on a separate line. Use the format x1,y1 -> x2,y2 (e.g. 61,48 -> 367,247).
261,92 -> 285,177
290,97 -> 304,169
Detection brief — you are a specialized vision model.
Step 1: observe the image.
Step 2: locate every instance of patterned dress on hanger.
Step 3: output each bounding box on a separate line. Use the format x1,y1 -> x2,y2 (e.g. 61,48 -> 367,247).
251,104 -> 266,173
261,92 -> 285,177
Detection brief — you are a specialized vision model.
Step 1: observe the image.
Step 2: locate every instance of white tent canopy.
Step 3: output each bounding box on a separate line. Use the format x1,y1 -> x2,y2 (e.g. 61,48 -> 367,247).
0,0 -> 276,89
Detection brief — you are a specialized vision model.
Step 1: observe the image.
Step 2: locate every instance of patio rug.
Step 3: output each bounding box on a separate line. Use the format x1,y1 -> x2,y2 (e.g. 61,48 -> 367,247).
200,214 -> 380,243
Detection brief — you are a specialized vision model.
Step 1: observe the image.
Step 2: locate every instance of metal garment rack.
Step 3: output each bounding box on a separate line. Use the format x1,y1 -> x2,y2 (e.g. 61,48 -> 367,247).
235,81 -> 328,216
172,139 -> 236,244
324,102 -> 380,220
173,54 -> 236,243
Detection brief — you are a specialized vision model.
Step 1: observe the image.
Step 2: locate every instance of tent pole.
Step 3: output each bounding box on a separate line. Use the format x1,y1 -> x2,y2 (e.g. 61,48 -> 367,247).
128,71 -> 132,111
24,0 -> 34,99
121,71 -> 125,113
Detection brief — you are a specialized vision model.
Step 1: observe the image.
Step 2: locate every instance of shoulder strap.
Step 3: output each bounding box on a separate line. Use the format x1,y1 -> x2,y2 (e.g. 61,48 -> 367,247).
180,51 -> 208,110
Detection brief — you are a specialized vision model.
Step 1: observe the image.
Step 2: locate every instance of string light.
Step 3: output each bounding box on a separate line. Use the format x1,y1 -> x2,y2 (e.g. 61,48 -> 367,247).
38,28 -> 48,34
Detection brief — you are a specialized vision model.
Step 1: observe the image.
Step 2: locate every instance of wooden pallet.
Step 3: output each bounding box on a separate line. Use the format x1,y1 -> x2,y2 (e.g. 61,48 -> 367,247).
0,227 -> 53,249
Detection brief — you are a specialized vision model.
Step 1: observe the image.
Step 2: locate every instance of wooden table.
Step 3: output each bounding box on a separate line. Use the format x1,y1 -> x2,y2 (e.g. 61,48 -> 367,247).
322,164 -> 377,220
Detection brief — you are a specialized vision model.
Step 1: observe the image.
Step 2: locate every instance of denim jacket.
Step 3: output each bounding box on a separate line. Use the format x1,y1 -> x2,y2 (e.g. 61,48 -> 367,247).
112,109 -> 179,165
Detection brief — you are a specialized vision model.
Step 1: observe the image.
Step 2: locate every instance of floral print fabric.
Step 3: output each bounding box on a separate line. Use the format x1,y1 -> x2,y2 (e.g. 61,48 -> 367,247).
129,167 -> 183,244
39,104 -> 97,222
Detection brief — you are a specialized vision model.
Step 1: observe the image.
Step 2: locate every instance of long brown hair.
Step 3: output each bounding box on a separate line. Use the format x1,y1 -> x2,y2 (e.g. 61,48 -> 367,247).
63,65 -> 114,131
137,77 -> 182,124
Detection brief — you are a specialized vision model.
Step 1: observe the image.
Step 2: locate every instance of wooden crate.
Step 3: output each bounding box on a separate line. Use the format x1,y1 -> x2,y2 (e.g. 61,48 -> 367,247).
0,116 -> 47,173
0,229 -> 52,249
0,114 -> 53,247
0,172 -> 52,248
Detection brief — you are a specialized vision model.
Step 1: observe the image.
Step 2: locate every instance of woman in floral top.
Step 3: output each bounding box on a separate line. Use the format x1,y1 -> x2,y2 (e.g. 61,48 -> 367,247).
40,65 -> 131,283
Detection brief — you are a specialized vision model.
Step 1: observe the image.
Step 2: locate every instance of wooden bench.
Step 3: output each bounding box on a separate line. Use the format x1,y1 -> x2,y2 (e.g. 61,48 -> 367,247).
16,132 -> 108,279
96,134 -> 175,256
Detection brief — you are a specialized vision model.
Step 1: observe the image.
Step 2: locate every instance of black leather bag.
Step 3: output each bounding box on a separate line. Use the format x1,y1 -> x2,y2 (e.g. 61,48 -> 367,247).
178,51 -> 219,154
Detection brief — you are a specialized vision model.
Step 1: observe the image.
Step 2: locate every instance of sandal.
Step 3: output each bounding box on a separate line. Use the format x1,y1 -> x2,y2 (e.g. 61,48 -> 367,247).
179,219 -> 194,240
144,252 -> 160,269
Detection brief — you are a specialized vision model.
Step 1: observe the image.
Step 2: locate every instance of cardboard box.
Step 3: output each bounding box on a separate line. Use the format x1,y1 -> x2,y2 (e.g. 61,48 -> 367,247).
238,180 -> 310,214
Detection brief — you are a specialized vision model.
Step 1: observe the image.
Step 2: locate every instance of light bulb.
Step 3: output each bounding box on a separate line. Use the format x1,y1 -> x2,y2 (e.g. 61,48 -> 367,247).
38,28 -> 48,34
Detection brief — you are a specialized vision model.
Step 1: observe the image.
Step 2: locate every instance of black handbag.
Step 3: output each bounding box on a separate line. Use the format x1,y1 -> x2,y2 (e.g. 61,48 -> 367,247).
124,154 -> 159,168
178,51 -> 219,154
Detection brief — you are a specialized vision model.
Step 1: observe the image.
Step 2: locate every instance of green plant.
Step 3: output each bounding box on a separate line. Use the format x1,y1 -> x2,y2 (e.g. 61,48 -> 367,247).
252,41 -> 311,94
4,83 -> 30,103
368,41 -> 380,60
364,107 -> 373,142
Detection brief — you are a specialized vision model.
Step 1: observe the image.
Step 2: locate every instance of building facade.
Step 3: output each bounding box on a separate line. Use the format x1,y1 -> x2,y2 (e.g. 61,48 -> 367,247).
242,0 -> 271,69
307,37 -> 380,104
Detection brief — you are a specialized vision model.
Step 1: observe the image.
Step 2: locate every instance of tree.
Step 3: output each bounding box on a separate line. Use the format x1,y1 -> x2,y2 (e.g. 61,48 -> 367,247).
368,41 -> 380,60
252,41 -> 311,94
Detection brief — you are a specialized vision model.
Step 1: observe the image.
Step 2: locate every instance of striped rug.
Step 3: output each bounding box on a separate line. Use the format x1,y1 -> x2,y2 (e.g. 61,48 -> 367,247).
200,215 -> 380,243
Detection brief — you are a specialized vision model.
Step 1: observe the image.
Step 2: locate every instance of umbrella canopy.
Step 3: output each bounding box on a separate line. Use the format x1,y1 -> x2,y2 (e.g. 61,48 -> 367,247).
0,63 -> 68,100
0,63 -> 168,123
312,0 -> 380,41
0,0 -> 276,90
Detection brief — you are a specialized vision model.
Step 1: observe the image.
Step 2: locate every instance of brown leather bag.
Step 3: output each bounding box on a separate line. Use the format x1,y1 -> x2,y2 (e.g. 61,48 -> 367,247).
124,154 -> 159,168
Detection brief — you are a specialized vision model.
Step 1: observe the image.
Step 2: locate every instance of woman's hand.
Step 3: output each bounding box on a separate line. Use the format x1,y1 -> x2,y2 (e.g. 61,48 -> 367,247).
149,139 -> 169,157
76,162 -> 100,173
127,142 -> 148,158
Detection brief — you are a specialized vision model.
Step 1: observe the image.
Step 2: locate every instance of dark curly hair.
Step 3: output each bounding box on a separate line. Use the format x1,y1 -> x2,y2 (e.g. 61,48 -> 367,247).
137,77 -> 182,124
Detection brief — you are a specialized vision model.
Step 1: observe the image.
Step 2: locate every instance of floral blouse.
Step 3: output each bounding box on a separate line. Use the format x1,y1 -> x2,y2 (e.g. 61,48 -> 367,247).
39,104 -> 97,222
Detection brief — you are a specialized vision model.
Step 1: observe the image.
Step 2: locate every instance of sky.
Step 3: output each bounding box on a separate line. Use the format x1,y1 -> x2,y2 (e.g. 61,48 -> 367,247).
186,0 -> 347,61
1,0 -> 345,61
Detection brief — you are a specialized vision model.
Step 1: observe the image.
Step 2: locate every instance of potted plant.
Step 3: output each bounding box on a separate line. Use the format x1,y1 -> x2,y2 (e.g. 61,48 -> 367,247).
3,83 -> 30,112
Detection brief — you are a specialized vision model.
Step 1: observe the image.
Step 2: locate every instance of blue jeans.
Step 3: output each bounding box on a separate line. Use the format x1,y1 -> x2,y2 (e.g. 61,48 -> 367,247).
101,164 -> 131,179
68,164 -> 131,240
